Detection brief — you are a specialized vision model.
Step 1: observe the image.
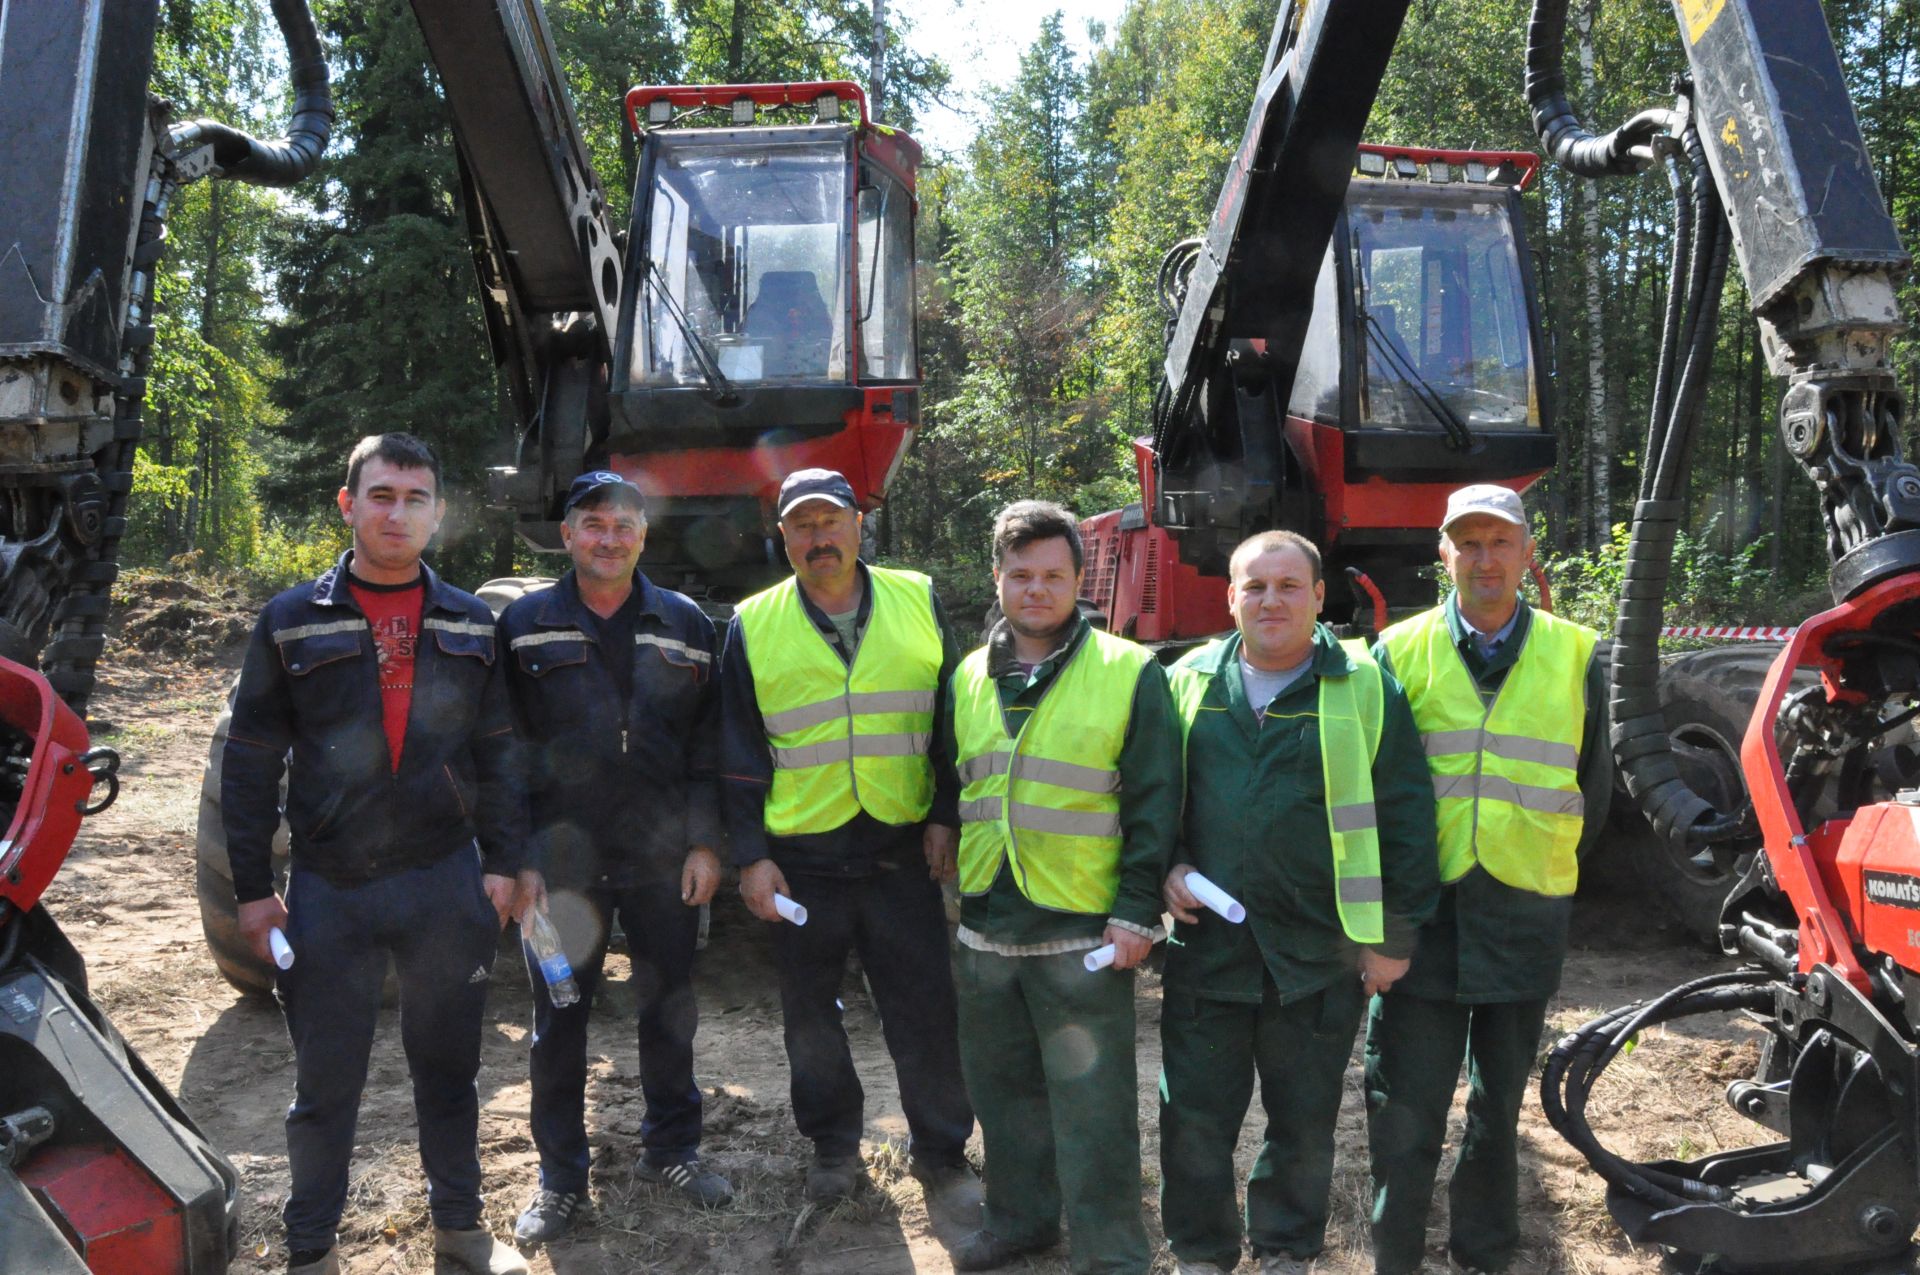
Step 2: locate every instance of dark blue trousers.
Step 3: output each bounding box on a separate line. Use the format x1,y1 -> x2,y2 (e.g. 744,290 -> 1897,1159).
525,881 -> 703,1193
275,849 -> 500,1252
770,862 -> 973,1162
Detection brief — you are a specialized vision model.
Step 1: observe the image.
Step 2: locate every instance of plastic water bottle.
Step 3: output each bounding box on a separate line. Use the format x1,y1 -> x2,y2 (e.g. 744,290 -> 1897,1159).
522,909 -> 580,1007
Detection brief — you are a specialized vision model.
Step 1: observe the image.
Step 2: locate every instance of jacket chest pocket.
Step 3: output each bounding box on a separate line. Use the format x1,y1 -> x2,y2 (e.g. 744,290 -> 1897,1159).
635,632 -> 710,685
277,628 -> 366,678
429,622 -> 497,668
513,635 -> 590,678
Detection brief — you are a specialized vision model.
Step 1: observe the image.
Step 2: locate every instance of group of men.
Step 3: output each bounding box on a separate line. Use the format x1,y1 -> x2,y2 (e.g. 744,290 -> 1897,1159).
222,430 -> 1607,1275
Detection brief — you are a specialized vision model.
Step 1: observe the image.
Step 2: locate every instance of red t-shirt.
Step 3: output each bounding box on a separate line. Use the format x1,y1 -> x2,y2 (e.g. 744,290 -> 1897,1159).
349,577 -> 424,772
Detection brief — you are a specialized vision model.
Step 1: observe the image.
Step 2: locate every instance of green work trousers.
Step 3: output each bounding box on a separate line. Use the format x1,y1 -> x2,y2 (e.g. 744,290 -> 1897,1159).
1159,975 -> 1366,1269
955,945 -> 1149,1275
1363,991 -> 1550,1275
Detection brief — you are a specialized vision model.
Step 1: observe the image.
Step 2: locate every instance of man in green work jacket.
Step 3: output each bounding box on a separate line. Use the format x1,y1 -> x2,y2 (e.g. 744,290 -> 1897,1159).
1367,484 -> 1611,1275
941,499 -> 1181,1275
1160,529 -> 1438,1275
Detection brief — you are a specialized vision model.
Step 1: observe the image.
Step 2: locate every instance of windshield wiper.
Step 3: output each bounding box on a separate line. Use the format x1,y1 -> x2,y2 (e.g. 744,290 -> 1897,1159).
1363,310 -> 1477,453
644,260 -> 738,404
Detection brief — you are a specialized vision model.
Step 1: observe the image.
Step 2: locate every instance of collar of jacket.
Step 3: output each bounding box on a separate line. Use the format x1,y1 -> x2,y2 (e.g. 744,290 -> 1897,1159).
531,568 -> 664,632
791,558 -> 874,634
985,608 -> 1090,683
1188,621 -> 1356,686
1443,591 -> 1534,677
313,550 -> 464,616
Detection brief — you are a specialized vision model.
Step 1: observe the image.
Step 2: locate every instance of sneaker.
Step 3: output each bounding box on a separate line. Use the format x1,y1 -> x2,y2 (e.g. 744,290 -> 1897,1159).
951,1229 -> 1055,1271
432,1225 -> 530,1275
512,1189 -> 586,1246
805,1153 -> 862,1202
1259,1256 -> 1316,1274
287,1250 -> 340,1275
637,1157 -> 734,1208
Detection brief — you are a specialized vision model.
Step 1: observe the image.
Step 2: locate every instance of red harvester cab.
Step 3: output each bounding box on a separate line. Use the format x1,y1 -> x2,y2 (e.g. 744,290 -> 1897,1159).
608,82 -> 922,598
1087,144 -> 1556,643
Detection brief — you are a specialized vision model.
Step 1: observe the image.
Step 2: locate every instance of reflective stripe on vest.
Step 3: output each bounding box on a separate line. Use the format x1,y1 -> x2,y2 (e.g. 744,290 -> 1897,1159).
736,567 -> 941,836
1169,636 -> 1386,942
953,627 -> 1152,914
1380,605 -> 1596,897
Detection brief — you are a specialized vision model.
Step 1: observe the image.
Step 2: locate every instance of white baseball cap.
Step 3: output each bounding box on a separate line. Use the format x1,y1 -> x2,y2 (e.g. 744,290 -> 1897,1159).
1441,484 -> 1526,532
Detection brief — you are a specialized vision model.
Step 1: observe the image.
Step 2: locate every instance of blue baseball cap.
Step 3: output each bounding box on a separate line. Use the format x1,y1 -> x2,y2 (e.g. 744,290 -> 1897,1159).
564,470 -> 646,514
776,468 -> 858,518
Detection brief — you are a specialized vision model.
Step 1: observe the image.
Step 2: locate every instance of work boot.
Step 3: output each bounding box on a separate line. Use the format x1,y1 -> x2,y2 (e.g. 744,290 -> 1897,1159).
908,1154 -> 978,1199
1173,1260 -> 1234,1275
805,1153 -> 862,1203
512,1189 -> 586,1246
432,1226 -> 530,1275
287,1250 -> 340,1275
950,1229 -> 1056,1271
636,1156 -> 734,1208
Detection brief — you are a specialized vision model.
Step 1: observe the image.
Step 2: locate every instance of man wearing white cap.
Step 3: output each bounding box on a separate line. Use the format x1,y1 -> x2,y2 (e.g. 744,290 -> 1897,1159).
1365,485 -> 1612,1275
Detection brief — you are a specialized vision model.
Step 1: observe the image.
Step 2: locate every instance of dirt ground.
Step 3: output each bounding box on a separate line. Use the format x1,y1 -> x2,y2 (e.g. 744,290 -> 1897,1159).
38,589 -> 1792,1274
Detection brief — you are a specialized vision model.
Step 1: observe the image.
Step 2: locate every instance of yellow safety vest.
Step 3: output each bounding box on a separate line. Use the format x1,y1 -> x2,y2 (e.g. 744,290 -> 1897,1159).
1169,635 -> 1387,942
952,627 -> 1153,914
736,566 -> 941,836
1380,605 -> 1596,896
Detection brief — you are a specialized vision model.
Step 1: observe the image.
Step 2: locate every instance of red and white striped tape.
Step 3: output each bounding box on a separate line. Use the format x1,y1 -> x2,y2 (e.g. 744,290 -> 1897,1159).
1657,625 -> 1797,641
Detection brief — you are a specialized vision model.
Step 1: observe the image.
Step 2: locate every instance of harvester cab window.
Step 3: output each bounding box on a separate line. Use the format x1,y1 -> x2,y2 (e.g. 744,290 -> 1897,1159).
635,138 -> 849,387
1349,189 -> 1537,432
856,169 -> 916,382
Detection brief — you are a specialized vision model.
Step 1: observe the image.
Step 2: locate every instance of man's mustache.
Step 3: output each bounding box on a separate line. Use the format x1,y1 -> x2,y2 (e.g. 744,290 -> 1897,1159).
806,546 -> 842,562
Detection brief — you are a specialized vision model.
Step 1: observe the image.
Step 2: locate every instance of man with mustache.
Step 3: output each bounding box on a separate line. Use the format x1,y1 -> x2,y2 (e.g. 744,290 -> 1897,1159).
940,500 -> 1180,1274
1366,485 -> 1611,1275
498,472 -> 731,1246
718,468 -> 975,1206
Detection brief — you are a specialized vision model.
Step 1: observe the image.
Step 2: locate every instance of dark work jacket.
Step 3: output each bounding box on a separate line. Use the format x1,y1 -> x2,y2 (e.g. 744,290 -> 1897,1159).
222,551 -> 524,904
1373,595 -> 1614,1003
500,570 -> 722,890
718,560 -> 962,876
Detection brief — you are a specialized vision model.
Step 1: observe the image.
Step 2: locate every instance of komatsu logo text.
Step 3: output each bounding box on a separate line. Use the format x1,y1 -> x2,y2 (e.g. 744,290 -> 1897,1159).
1865,870 -> 1920,910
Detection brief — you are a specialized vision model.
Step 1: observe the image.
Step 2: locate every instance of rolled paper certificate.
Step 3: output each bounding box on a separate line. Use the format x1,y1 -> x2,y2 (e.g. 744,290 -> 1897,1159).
1083,944 -> 1117,972
1185,871 -> 1247,924
268,927 -> 295,970
774,893 -> 808,926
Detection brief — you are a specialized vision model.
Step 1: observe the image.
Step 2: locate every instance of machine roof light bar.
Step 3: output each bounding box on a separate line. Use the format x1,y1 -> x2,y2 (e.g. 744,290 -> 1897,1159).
1353,143 -> 1540,191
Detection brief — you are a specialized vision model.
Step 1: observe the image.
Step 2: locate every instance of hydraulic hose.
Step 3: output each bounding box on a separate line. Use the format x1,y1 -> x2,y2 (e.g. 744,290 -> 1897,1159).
1542,973 -> 1779,1208
1608,124 -> 1746,851
167,0 -> 332,186
1525,0 -> 1670,177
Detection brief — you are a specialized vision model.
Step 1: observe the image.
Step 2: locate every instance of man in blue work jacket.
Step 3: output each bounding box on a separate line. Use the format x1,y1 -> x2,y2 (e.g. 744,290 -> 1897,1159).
501,472 -> 731,1245
224,433 -> 527,1275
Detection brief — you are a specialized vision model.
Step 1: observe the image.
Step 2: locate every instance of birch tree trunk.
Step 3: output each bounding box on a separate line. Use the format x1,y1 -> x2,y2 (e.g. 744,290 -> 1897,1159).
1579,0 -> 1610,548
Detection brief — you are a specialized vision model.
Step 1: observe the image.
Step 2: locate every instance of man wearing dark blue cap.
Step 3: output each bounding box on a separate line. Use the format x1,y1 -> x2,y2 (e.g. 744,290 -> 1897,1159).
499,470 -> 732,1245
719,467 -> 976,1206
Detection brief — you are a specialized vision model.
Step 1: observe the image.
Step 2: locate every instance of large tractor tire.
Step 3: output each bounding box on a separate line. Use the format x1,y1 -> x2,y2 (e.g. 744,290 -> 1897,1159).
1612,643 -> 1795,943
196,684 -> 288,996
194,577 -> 554,994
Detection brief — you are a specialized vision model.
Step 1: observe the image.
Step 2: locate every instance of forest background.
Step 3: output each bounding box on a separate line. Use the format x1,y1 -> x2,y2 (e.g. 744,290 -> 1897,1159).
136,0 -> 1920,627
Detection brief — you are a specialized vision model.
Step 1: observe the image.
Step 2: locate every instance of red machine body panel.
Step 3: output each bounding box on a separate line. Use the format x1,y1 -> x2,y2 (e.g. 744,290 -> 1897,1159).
18,1142 -> 187,1275
0,654 -> 100,919
1835,803 -> 1920,972
1282,417 -> 1540,544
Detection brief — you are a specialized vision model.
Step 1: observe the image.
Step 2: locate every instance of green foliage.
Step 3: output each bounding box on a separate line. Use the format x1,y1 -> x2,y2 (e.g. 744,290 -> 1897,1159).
1543,518 -> 1822,635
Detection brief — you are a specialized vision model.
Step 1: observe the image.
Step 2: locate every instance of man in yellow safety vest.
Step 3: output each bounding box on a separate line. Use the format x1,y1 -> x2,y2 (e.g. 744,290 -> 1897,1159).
718,468 -> 974,1207
1366,484 -> 1612,1275
941,499 -> 1180,1274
